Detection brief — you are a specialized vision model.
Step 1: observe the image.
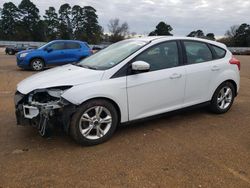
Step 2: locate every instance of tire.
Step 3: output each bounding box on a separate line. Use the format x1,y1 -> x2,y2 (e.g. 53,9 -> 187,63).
210,82 -> 235,114
70,99 -> 119,146
8,50 -> 14,55
30,58 -> 45,71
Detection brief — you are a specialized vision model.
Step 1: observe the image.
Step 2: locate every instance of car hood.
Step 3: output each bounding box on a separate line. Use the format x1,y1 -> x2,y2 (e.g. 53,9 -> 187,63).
17,49 -> 35,55
17,64 -> 104,94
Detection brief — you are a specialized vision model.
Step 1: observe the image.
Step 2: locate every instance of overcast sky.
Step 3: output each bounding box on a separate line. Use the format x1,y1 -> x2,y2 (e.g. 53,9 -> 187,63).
1,0 -> 250,37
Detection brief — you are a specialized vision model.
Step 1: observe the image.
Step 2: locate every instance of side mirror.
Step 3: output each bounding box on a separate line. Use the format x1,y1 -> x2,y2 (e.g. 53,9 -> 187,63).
131,61 -> 150,73
46,47 -> 53,53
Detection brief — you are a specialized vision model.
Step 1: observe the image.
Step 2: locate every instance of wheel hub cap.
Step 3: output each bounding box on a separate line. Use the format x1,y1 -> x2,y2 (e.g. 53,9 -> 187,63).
79,106 -> 112,140
217,86 -> 233,110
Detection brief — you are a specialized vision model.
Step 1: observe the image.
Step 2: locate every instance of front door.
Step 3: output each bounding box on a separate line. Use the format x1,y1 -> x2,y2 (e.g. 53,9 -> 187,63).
46,42 -> 67,64
127,41 -> 186,121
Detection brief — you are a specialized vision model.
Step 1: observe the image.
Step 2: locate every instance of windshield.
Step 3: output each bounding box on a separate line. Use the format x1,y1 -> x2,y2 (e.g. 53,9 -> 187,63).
38,41 -> 53,49
77,40 -> 149,70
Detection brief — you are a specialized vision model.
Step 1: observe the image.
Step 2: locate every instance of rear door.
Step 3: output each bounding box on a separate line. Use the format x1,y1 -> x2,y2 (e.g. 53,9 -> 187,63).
64,42 -> 82,63
181,40 -> 213,106
127,41 -> 186,120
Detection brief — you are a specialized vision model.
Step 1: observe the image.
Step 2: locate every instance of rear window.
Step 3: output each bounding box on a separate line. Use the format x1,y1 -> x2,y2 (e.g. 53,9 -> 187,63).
65,42 -> 81,49
84,43 -> 90,49
212,45 -> 226,59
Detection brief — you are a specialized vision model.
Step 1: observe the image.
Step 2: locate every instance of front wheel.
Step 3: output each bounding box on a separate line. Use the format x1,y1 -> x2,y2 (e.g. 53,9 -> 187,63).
8,50 -> 14,55
30,58 -> 44,71
70,99 -> 119,146
210,82 -> 235,114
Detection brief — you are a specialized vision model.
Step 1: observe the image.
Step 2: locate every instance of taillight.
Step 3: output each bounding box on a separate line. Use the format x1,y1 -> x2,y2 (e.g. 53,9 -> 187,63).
229,57 -> 240,71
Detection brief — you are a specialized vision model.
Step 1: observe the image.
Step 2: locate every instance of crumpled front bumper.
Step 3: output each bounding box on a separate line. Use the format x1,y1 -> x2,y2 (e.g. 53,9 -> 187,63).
14,91 -> 76,134
15,104 -> 32,126
15,91 -> 31,126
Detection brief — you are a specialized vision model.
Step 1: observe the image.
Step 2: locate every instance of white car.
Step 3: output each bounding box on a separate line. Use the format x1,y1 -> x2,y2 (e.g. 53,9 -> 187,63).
15,36 -> 240,145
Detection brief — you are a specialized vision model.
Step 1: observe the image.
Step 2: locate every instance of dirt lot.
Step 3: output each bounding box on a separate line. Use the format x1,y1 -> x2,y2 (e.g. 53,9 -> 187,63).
0,53 -> 250,187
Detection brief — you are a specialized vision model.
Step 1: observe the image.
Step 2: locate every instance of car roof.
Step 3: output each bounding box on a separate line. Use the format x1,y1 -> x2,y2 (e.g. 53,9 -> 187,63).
131,36 -> 227,49
51,40 -> 87,43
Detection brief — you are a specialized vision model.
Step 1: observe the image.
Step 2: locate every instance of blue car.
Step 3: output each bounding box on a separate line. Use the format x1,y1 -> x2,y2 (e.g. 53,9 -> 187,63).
16,40 -> 92,71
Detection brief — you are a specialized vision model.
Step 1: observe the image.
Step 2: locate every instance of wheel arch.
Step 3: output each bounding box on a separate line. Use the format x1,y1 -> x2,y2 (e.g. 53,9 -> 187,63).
29,56 -> 46,66
211,79 -> 238,100
226,79 -> 238,97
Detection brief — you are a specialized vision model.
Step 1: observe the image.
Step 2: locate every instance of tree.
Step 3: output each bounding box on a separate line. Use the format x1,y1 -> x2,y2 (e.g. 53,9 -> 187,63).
234,23 -> 250,47
206,33 -> 215,40
71,5 -> 85,40
0,14 -> 2,39
108,18 -> 129,42
58,3 -> 72,39
82,6 -> 103,44
0,2 -> 104,43
44,7 -> 59,41
217,37 -> 235,47
225,25 -> 239,38
18,0 -> 44,41
187,31 -> 196,37
0,2 -> 19,40
187,30 -> 204,37
149,21 -> 173,36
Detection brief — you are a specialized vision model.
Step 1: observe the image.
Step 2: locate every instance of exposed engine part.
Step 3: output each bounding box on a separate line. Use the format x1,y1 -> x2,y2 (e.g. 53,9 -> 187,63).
38,112 -> 49,136
23,105 -> 39,119
15,87 -> 75,136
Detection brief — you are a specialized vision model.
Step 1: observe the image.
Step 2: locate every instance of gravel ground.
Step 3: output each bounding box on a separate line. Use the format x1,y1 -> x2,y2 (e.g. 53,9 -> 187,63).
0,53 -> 250,187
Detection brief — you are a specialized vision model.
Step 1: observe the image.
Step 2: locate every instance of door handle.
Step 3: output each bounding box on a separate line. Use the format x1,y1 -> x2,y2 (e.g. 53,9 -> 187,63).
211,65 -> 220,71
170,73 -> 182,79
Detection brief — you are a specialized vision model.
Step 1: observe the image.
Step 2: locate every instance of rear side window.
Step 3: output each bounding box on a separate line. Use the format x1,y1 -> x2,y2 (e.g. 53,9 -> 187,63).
65,42 -> 81,49
183,41 -> 213,64
212,45 -> 226,59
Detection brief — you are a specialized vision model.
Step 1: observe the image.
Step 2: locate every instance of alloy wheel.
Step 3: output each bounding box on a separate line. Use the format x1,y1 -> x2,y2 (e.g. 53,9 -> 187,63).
32,60 -> 43,71
217,86 -> 233,110
78,106 -> 112,140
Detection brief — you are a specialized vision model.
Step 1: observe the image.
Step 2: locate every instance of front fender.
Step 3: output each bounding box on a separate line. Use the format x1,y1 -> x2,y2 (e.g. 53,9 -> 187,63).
61,77 -> 128,123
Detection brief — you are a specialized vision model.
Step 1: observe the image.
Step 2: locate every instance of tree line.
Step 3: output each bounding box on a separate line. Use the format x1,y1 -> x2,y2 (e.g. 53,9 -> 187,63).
0,0 -> 249,46
218,24 -> 250,47
147,22 -> 216,40
148,21 -> 250,47
0,0 -> 102,43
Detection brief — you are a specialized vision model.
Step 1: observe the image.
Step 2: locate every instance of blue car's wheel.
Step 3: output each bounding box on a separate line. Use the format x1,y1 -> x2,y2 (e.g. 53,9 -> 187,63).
31,58 -> 44,71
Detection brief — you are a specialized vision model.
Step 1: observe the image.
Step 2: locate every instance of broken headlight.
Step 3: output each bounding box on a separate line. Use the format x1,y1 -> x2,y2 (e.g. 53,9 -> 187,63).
14,91 -> 25,105
29,86 -> 72,104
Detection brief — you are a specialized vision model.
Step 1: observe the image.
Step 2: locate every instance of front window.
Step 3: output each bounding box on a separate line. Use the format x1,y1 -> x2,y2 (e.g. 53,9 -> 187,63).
38,41 -> 54,50
134,41 -> 179,71
77,40 -> 148,70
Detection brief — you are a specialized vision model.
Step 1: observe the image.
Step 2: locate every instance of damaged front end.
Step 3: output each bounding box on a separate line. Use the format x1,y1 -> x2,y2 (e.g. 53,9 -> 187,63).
15,86 -> 76,136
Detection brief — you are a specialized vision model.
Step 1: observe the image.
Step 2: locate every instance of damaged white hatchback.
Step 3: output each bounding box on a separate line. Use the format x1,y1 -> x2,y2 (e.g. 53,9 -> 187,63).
15,37 -> 240,145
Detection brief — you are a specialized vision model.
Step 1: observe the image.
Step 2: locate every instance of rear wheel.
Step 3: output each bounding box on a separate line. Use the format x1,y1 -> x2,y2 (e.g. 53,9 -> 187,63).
31,58 -> 44,71
210,82 -> 235,114
70,99 -> 118,146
